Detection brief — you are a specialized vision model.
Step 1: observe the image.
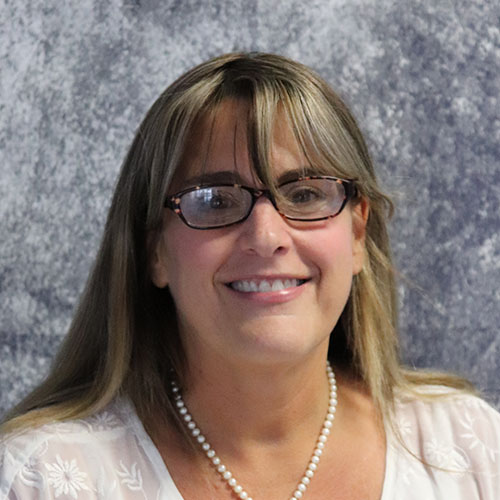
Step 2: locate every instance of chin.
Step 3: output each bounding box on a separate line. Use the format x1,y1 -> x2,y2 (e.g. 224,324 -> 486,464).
227,327 -> 328,366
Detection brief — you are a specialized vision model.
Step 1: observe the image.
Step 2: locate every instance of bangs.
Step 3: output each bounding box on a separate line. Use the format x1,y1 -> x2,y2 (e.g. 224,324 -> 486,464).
170,78 -> 363,198
224,73 -> 365,193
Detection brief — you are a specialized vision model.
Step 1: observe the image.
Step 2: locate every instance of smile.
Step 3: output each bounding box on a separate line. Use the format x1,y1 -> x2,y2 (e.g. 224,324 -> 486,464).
228,278 -> 308,293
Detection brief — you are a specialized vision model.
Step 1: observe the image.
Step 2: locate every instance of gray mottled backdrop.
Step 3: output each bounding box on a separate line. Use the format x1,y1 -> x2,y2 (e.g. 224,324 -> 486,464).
1,0 -> 499,416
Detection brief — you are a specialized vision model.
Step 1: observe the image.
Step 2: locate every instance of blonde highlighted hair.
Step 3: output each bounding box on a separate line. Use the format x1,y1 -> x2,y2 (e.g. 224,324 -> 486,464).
2,52 -> 471,435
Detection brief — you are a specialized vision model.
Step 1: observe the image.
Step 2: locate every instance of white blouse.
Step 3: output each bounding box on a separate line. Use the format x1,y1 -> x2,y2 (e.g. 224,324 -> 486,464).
1,388 -> 499,499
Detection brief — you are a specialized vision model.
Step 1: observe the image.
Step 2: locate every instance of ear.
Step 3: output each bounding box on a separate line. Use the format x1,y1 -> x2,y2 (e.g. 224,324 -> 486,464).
148,231 -> 169,288
351,198 -> 370,276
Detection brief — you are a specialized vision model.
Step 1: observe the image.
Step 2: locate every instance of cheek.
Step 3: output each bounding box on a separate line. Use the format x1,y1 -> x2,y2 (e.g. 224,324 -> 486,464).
314,224 -> 356,271
308,224 -> 357,300
163,226 -> 227,302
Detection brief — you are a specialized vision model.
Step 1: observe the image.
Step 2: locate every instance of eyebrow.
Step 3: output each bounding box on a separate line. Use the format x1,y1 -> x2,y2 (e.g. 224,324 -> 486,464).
276,167 -> 325,184
182,171 -> 247,187
182,166 -> 321,188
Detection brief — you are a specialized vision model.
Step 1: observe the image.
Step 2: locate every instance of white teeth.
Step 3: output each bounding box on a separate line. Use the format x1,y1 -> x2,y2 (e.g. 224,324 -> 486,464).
230,278 -> 304,293
271,280 -> 284,291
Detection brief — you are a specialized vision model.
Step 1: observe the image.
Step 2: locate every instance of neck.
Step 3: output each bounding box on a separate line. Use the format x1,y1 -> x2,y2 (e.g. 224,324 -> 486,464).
179,350 -> 331,454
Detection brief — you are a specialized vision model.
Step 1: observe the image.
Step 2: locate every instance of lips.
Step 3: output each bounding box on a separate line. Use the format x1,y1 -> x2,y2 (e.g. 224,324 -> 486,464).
228,278 -> 308,293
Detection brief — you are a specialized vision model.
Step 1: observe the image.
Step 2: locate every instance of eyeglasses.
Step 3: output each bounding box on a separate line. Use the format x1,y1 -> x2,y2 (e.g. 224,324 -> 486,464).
165,175 -> 357,230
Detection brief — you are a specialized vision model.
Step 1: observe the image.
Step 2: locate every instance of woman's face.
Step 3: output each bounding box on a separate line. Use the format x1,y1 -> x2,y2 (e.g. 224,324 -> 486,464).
151,100 -> 368,368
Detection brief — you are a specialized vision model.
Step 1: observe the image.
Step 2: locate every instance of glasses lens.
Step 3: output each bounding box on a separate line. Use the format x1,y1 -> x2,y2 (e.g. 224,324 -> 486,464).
180,186 -> 252,228
277,178 -> 346,219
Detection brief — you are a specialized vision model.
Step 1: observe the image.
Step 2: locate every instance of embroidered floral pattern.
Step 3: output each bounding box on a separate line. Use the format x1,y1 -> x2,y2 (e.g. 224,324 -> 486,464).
45,454 -> 90,498
460,410 -> 500,462
116,461 -> 143,491
83,410 -> 121,432
398,415 -> 412,438
423,438 -> 470,472
19,454 -> 44,490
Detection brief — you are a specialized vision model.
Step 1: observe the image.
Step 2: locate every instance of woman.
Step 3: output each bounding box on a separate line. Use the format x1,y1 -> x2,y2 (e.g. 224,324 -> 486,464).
1,52 -> 499,499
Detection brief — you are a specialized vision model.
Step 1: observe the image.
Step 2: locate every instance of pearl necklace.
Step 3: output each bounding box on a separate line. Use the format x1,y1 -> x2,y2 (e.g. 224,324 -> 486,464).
171,363 -> 337,500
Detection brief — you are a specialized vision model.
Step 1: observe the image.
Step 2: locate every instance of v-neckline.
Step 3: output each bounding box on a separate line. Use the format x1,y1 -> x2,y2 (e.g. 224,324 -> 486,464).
125,399 -> 185,500
123,398 -> 393,500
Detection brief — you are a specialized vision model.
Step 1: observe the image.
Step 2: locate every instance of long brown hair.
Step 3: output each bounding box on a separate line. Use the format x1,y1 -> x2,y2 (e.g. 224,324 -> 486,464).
2,52 -> 471,435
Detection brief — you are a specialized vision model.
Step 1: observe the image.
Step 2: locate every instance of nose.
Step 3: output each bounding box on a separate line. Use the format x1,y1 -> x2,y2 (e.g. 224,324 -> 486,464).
236,196 -> 292,257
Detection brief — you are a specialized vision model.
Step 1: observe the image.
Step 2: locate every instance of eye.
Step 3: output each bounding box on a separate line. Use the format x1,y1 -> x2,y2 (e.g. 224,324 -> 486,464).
209,193 -> 233,209
287,186 -> 325,204
196,187 -> 241,211
280,183 -> 328,206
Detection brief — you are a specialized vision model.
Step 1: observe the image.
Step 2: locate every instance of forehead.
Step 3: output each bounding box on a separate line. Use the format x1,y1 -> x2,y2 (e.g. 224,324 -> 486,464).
172,99 -> 308,189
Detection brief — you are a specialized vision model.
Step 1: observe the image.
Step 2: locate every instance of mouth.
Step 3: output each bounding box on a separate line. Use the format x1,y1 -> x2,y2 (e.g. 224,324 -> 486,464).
227,278 -> 309,293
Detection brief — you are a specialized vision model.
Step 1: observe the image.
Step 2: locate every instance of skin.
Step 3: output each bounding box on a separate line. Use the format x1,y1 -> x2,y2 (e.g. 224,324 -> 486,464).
150,100 -> 386,499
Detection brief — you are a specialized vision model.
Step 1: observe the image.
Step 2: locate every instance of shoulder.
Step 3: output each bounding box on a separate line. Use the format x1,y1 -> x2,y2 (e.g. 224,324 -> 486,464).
394,386 -> 500,442
0,397 -> 133,455
0,399 -> 153,499
386,387 -> 500,499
